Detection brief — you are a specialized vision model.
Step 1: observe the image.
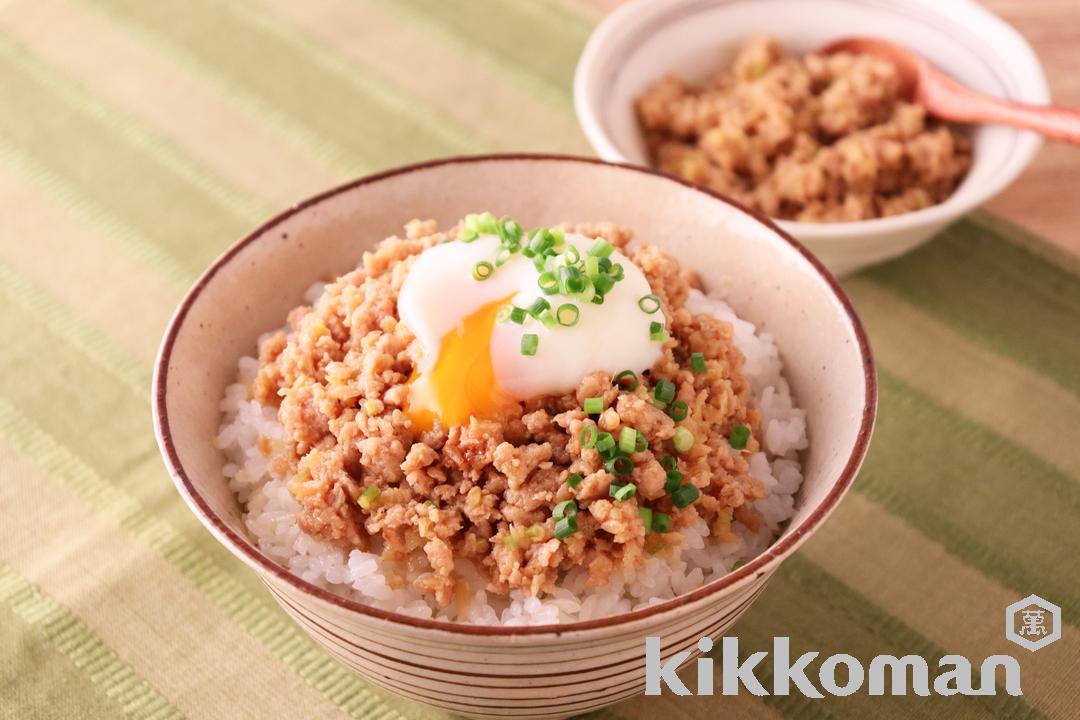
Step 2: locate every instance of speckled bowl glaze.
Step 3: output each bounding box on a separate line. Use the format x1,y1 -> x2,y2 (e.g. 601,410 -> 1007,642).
153,155 -> 876,719
574,0 -> 1049,276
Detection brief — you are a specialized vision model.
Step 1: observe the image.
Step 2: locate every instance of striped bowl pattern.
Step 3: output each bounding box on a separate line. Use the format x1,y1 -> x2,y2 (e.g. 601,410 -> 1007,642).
154,155 -> 876,719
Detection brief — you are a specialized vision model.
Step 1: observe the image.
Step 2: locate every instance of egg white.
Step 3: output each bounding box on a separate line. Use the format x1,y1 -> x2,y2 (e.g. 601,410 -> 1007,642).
398,233 -> 664,404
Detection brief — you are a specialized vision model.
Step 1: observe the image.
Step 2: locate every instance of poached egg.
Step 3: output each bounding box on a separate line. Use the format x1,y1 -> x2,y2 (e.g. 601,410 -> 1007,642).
398,232 -> 663,431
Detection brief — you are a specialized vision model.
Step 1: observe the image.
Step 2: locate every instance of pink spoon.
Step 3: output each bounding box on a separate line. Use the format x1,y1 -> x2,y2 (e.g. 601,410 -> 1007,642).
819,36 -> 1080,145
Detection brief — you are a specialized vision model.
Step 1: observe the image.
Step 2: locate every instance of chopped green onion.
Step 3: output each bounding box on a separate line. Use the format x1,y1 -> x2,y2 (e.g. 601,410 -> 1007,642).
653,380 -> 676,406
509,306 -> 527,324
520,333 -> 539,357
673,427 -> 695,453
639,506 -> 653,530
556,303 -> 580,327
664,469 -> 682,494
579,425 -> 597,449
552,499 -> 577,520
594,431 -> 615,455
494,246 -> 513,267
672,484 -> 700,508
606,455 -> 634,477
526,297 -> 550,318
529,229 -> 553,256
563,245 -> 581,265
567,473 -> 583,488
584,255 -> 600,279
634,433 -> 648,453
560,266 -> 587,294
728,424 -> 751,450
613,370 -> 638,391
610,482 -> 636,501
587,237 -> 614,258
598,257 -> 613,273
554,515 -> 578,540
669,401 -> 689,422
496,304 -> 512,323
638,294 -> 662,314
358,486 -> 381,510
691,352 -> 706,373
593,274 -> 615,296
619,427 -> 637,454
652,512 -> 671,533
649,321 -> 669,343
583,397 -> 604,415
538,310 -> 556,328
549,227 -> 566,247
607,263 -> 625,281
731,560 -> 746,571
538,271 -> 559,294
472,261 -> 494,281
659,455 -> 678,472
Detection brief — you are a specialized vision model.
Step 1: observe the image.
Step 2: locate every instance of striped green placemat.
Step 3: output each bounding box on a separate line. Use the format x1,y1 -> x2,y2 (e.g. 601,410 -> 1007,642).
0,1 -> 1076,718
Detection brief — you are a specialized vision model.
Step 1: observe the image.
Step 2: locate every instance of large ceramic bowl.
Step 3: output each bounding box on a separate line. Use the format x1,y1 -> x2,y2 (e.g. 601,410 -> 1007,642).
152,154 -> 876,719
574,0 -> 1049,276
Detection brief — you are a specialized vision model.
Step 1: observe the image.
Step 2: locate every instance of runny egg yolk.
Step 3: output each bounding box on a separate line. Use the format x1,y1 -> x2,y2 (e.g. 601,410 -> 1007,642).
407,296 -> 517,432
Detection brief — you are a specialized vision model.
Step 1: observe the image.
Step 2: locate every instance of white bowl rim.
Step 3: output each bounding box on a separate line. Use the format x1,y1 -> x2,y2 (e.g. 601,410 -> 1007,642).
152,153 -> 877,637
573,0 -> 1050,240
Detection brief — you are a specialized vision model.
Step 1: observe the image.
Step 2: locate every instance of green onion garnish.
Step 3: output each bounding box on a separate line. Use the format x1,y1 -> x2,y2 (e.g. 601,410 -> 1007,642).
606,456 -> 634,477
567,473 -> 583,488
594,431 -> 615,455
613,370 -> 638,391
494,246 -> 513,267
556,303 -> 579,327
554,515 -> 578,540
583,396 -> 604,415
634,433 -> 648,453
560,266 -> 587,294
649,321 -> 669,343
607,263 -> 625,281
587,237 -> 614,258
585,255 -> 600,279
691,352 -> 706,373
659,455 -> 678,472
563,245 -> 581,265
653,380 -> 676,406
652,512 -> 671,533
669,401 -> 689,422
538,271 -> 559,294
671,484 -> 700,508
610,482 -> 636,501
638,294 -> 662,314
673,427 -> 695,453
358,486 -> 380,510
472,261 -> 494,281
639,506 -> 653,530
526,297 -> 550,318
520,333 -> 539,357
728,424 -> 751,450
731,560 -> 746,570
593,274 -> 615,296
579,425 -> 597,449
509,306 -> 527,324
664,470 -> 682,494
553,499 -> 577,520
538,310 -> 556,328
619,427 -> 637,454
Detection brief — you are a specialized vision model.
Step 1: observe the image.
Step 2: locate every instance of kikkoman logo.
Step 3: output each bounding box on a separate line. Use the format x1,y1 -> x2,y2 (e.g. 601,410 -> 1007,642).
644,637 -> 1022,698
646,594 -> 1062,698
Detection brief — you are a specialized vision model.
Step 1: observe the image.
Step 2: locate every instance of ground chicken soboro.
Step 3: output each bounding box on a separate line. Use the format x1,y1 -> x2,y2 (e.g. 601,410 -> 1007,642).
252,219 -> 765,607
637,35 -> 972,222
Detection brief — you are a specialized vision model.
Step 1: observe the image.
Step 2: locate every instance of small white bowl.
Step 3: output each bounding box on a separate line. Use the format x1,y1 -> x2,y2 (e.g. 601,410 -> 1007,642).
574,0 -> 1049,276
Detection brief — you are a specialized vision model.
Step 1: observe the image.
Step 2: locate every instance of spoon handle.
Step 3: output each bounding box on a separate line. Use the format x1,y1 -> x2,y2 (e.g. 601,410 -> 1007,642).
922,73 -> 1080,145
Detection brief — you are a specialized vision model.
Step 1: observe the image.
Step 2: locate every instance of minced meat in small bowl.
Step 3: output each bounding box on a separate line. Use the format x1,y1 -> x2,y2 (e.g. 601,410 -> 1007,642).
153,155 -> 875,718
574,0 -> 1048,276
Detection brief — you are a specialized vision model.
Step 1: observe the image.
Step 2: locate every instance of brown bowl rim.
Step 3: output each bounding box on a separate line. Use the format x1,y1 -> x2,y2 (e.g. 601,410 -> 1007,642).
153,153 -> 877,637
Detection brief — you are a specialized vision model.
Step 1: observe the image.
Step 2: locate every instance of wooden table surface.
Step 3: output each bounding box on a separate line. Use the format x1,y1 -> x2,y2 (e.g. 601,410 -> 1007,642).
581,0 -> 1080,258
981,0 -> 1080,258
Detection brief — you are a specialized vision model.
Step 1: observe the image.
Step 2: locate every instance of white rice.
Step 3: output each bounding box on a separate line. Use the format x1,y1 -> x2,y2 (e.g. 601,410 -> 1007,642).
216,288 -> 807,625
